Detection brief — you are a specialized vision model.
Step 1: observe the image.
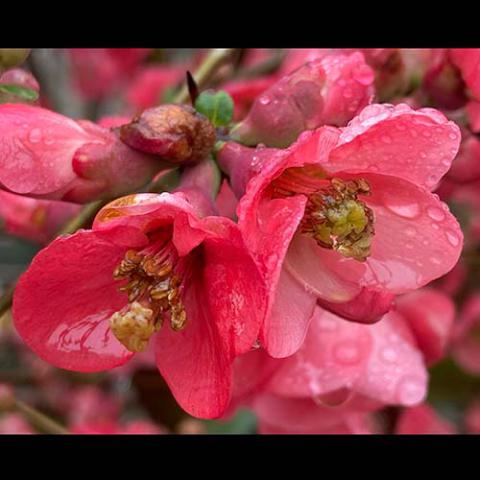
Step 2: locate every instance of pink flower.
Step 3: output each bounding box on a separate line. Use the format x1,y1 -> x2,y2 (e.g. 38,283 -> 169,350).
396,288 -> 456,365
251,393 -> 377,434
450,49 -> 480,101
12,184 -> 266,418
0,190 -> 81,243
230,53 -> 375,148
422,49 -> 467,110
63,386 -> 121,427
219,103 -> 463,357
465,399 -> 480,433
451,293 -> 480,375
72,419 -> 165,434
0,104 -> 165,203
125,65 -> 185,112
0,413 -> 34,434
254,308 -> 429,409
446,128 -> 480,183
68,48 -> 151,101
223,75 -> 278,120
395,404 -> 456,434
466,100 -> 480,133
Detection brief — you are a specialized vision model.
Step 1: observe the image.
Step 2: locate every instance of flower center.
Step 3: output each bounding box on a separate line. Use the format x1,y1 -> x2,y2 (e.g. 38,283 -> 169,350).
272,169 -> 374,261
110,233 -> 187,352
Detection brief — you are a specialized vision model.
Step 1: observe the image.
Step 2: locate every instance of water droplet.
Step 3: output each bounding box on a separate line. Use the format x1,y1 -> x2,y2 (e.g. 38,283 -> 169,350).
396,376 -> 425,406
381,135 -> 392,144
333,340 -> 362,365
445,229 -> 460,247
259,96 -> 270,106
448,132 -> 458,140
28,128 -> 42,143
381,347 -> 398,363
422,130 -> 432,138
405,226 -> 417,237
385,200 -> 420,219
426,206 -> 445,222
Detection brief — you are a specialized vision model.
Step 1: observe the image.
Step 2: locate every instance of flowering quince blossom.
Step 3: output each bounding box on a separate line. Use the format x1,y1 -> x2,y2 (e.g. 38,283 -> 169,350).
71,419 -> 165,435
451,293 -> 480,375
68,48 -> 151,101
0,190 -> 81,244
230,52 -> 375,148
12,166 -> 266,418
125,65 -> 186,112
218,102 -> 463,358
395,288 -> 455,365
395,403 -> 456,434
0,413 -> 34,434
229,302 -> 440,433
0,104 -> 166,203
465,399 -> 480,433
449,49 -> 480,101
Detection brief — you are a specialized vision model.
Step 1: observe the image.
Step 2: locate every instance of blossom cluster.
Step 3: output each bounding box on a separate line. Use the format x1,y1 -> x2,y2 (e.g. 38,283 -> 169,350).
1,48 -> 480,434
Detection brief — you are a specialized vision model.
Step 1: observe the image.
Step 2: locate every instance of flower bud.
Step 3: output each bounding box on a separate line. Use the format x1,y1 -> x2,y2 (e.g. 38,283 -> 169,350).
0,49 -> 30,71
0,68 -> 39,104
120,104 -> 216,165
230,53 -> 374,148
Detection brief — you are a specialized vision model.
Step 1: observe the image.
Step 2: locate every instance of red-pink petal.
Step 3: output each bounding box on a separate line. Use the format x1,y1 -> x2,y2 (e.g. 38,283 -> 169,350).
307,173 -> 463,295
396,288 -> 455,365
13,230 -> 133,371
450,48 -> 480,100
395,404 -> 456,434
260,267 -> 317,358
0,104 -> 96,195
326,103 -> 461,190
356,311 -> 427,406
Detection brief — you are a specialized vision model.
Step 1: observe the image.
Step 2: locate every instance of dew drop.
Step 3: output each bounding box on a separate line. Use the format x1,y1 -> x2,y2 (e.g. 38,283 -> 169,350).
28,128 -> 42,143
426,206 -> 445,222
384,200 -> 420,219
445,229 -> 460,247
405,226 -> 417,237
396,376 -> 425,406
381,347 -> 398,363
333,340 -> 362,365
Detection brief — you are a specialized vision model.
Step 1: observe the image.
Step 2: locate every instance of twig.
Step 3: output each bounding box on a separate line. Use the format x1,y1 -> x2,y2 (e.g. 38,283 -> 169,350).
14,399 -> 69,434
173,48 -> 238,104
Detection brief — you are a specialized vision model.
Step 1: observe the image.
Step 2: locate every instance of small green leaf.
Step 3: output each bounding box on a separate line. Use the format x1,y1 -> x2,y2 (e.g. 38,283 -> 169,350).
0,84 -> 39,102
195,90 -> 234,127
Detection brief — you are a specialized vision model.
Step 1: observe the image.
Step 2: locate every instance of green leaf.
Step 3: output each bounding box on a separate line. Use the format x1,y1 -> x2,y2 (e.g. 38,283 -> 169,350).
0,84 -> 39,102
195,90 -> 234,128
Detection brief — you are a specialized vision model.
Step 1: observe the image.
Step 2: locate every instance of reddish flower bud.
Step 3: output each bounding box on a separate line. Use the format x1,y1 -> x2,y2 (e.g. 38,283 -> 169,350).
120,104 -> 216,165
230,53 -> 374,148
0,49 -> 30,71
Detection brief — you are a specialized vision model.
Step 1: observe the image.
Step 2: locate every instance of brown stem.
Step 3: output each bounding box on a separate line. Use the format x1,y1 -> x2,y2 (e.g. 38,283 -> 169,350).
13,399 -> 69,434
173,48 -> 238,104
